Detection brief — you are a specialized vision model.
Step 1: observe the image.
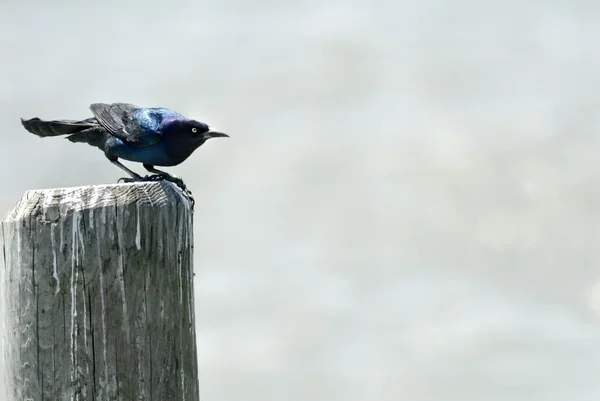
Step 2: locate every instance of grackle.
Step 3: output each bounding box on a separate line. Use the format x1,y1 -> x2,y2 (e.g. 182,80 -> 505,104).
21,103 -> 228,198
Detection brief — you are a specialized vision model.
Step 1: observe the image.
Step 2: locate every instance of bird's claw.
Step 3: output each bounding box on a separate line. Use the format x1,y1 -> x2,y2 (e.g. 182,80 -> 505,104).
116,174 -> 194,208
169,177 -> 187,190
158,176 -> 195,208
180,187 -> 195,208
142,174 -> 163,182
118,176 -> 142,183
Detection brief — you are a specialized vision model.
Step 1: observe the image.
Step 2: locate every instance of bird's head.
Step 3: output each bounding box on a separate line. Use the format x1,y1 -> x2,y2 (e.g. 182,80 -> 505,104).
166,118 -> 229,146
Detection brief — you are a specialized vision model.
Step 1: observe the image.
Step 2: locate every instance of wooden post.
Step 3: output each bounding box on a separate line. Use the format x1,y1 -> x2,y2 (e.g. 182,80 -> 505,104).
0,181 -> 199,401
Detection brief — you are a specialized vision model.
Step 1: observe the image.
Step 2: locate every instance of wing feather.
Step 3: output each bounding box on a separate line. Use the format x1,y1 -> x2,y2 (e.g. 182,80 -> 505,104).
90,103 -> 161,147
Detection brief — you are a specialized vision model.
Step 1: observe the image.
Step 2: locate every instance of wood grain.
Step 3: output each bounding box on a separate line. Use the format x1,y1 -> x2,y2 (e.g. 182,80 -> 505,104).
1,181 -> 199,401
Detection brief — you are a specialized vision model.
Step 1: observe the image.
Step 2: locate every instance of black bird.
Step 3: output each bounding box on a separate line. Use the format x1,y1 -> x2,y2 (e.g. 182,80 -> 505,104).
21,103 -> 228,188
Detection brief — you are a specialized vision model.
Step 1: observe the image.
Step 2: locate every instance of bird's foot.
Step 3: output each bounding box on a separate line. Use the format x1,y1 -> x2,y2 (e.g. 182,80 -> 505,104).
136,174 -> 195,208
141,174 -> 164,182
180,187 -> 195,209
118,176 -> 143,183
164,176 -> 187,190
159,175 -> 195,208
120,174 -> 170,183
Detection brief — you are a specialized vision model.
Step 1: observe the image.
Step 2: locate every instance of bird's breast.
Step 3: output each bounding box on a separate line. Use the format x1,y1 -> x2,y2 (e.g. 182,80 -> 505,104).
104,138 -> 179,166
162,135 -> 204,164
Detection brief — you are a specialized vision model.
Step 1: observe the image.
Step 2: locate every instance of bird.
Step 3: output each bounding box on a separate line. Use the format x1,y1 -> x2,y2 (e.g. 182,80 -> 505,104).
20,103 -> 228,189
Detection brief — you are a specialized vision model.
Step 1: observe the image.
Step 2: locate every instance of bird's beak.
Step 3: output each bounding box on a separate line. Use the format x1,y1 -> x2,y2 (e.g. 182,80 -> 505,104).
204,129 -> 229,139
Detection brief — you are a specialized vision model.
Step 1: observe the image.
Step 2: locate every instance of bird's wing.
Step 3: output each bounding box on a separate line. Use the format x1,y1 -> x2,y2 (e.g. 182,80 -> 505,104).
89,103 -> 161,147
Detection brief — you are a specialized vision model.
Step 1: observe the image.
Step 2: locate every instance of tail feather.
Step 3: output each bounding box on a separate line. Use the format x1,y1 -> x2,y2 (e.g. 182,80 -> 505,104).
21,117 -> 97,137
66,127 -> 109,151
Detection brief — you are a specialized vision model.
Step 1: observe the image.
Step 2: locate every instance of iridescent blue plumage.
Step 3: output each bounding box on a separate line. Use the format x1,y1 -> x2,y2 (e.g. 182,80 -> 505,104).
20,102 -> 228,185
133,107 -> 184,134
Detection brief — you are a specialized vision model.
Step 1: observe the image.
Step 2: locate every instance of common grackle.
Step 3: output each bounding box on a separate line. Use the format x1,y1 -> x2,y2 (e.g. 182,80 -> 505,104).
21,103 -> 228,195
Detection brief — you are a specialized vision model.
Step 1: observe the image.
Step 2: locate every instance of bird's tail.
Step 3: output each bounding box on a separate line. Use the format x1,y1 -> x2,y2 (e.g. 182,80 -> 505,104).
65,128 -> 109,151
21,117 -> 97,137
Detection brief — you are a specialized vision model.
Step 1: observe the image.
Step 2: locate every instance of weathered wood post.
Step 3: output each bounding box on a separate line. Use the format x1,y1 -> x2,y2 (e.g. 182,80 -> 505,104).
0,181 -> 199,401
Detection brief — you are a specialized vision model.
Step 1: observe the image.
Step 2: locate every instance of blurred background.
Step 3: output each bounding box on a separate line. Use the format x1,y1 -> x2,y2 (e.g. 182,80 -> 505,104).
2,0 -> 600,400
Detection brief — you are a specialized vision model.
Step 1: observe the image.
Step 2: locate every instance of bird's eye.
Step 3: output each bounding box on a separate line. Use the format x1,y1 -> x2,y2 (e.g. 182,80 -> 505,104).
191,127 -> 198,133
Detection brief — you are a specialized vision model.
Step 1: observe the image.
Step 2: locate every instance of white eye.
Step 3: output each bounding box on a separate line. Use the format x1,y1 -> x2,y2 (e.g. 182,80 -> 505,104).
191,127 -> 198,133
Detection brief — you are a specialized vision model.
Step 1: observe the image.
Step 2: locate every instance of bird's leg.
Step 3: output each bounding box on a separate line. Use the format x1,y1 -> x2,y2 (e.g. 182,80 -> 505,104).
143,164 -> 186,188
109,158 -> 143,182
143,164 -> 195,207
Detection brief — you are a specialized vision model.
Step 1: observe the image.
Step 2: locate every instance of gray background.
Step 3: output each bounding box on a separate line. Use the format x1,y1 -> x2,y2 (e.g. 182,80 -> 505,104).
2,0 -> 600,400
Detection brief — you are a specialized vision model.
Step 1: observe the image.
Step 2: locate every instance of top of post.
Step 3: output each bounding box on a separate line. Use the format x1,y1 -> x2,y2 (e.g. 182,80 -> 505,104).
3,181 -> 192,222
